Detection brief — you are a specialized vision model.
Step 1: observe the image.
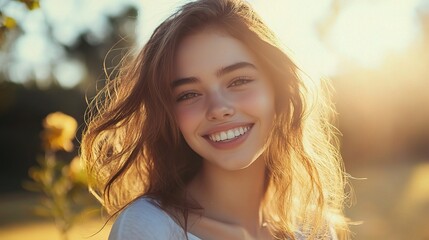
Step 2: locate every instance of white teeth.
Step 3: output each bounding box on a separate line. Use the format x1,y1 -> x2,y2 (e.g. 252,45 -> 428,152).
234,129 -> 240,136
227,130 -> 234,139
208,126 -> 251,142
220,132 -> 227,141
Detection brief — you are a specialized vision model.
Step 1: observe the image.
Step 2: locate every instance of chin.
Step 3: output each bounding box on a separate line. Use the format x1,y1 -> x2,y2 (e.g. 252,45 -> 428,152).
205,154 -> 262,171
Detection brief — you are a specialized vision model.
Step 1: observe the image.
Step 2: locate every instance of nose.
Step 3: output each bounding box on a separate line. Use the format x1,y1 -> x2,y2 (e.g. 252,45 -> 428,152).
206,93 -> 235,121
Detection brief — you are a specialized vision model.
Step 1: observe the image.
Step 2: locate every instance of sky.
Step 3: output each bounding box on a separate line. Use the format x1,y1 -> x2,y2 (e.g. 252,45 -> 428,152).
1,0 -> 428,88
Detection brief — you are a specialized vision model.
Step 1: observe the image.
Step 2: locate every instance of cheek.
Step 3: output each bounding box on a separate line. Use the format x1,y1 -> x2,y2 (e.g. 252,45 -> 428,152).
236,88 -> 275,118
175,105 -> 204,136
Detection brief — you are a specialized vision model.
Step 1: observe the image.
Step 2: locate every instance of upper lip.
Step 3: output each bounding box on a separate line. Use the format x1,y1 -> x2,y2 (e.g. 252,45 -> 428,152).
201,122 -> 254,136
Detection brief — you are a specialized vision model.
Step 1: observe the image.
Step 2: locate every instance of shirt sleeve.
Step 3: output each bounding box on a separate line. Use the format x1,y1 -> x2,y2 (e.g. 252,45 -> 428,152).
108,198 -> 185,240
294,223 -> 338,240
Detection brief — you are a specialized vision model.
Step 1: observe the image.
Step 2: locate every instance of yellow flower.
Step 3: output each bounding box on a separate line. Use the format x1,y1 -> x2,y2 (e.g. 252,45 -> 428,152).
18,0 -> 40,10
68,156 -> 87,185
3,17 -> 17,29
41,112 -> 77,152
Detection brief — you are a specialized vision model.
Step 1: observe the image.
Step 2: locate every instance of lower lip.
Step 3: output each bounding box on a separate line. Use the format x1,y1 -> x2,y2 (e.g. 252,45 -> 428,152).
204,125 -> 253,150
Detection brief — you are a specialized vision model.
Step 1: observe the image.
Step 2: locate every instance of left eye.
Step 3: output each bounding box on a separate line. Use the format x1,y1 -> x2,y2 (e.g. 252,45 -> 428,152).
229,78 -> 253,87
176,92 -> 201,102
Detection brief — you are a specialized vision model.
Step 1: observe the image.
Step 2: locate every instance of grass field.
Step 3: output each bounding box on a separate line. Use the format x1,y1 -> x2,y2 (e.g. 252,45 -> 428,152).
0,192 -> 111,240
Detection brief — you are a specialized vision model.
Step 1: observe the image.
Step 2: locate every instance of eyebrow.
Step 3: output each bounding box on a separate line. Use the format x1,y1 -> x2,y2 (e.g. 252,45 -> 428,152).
171,77 -> 198,89
216,61 -> 257,78
171,61 -> 257,89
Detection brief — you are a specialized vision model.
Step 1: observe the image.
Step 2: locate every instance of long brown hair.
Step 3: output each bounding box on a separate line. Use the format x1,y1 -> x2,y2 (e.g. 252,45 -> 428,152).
81,0 -> 350,239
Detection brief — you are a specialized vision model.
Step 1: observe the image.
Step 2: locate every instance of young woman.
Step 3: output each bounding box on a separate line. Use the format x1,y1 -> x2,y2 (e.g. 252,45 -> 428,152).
81,0 -> 350,239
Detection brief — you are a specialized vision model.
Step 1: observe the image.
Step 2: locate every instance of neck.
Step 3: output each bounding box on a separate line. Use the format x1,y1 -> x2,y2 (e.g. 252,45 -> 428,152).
187,157 -> 267,237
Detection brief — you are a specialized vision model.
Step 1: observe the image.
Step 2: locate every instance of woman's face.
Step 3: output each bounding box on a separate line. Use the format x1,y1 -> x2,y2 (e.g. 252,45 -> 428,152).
172,28 -> 275,171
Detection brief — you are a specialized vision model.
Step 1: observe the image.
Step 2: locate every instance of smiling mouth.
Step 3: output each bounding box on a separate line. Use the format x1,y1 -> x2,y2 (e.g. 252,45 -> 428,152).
206,125 -> 252,142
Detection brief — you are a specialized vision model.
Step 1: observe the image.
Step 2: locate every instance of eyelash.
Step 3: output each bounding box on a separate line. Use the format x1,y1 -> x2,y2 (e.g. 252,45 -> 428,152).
176,92 -> 201,102
175,77 -> 254,102
228,77 -> 253,87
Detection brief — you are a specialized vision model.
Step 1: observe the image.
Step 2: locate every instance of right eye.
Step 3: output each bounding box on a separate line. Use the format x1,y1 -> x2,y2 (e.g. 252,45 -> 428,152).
176,92 -> 201,102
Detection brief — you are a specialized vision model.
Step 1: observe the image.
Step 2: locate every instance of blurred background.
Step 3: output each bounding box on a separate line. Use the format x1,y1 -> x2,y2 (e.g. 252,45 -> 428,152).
0,0 -> 428,239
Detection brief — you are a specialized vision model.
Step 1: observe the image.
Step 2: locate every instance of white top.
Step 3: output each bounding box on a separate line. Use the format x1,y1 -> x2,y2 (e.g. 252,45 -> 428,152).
109,197 -> 332,240
109,197 -> 201,240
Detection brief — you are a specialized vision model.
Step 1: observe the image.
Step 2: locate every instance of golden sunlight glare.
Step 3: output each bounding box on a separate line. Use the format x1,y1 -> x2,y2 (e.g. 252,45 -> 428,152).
327,0 -> 422,68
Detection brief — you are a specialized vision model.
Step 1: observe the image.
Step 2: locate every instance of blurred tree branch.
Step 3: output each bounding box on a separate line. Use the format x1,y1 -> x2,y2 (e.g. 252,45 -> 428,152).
0,0 -> 39,44
0,0 -> 137,89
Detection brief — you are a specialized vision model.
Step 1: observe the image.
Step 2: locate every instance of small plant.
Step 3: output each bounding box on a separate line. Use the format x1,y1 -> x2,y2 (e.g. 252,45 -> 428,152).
24,112 -> 97,240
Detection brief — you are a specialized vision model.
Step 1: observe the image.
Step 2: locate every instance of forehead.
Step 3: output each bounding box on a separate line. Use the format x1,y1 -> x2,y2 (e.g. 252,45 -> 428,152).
174,28 -> 257,78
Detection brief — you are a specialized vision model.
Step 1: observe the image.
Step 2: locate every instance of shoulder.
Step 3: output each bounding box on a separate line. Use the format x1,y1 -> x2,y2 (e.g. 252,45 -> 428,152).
108,197 -> 187,240
294,224 -> 338,240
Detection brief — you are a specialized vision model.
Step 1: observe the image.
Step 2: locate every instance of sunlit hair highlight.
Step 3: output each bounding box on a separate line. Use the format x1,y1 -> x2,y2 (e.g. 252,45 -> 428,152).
81,0 -> 350,239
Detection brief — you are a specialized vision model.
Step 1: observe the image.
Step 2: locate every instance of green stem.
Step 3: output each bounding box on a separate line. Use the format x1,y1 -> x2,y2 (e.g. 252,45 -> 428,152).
45,150 -> 71,239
